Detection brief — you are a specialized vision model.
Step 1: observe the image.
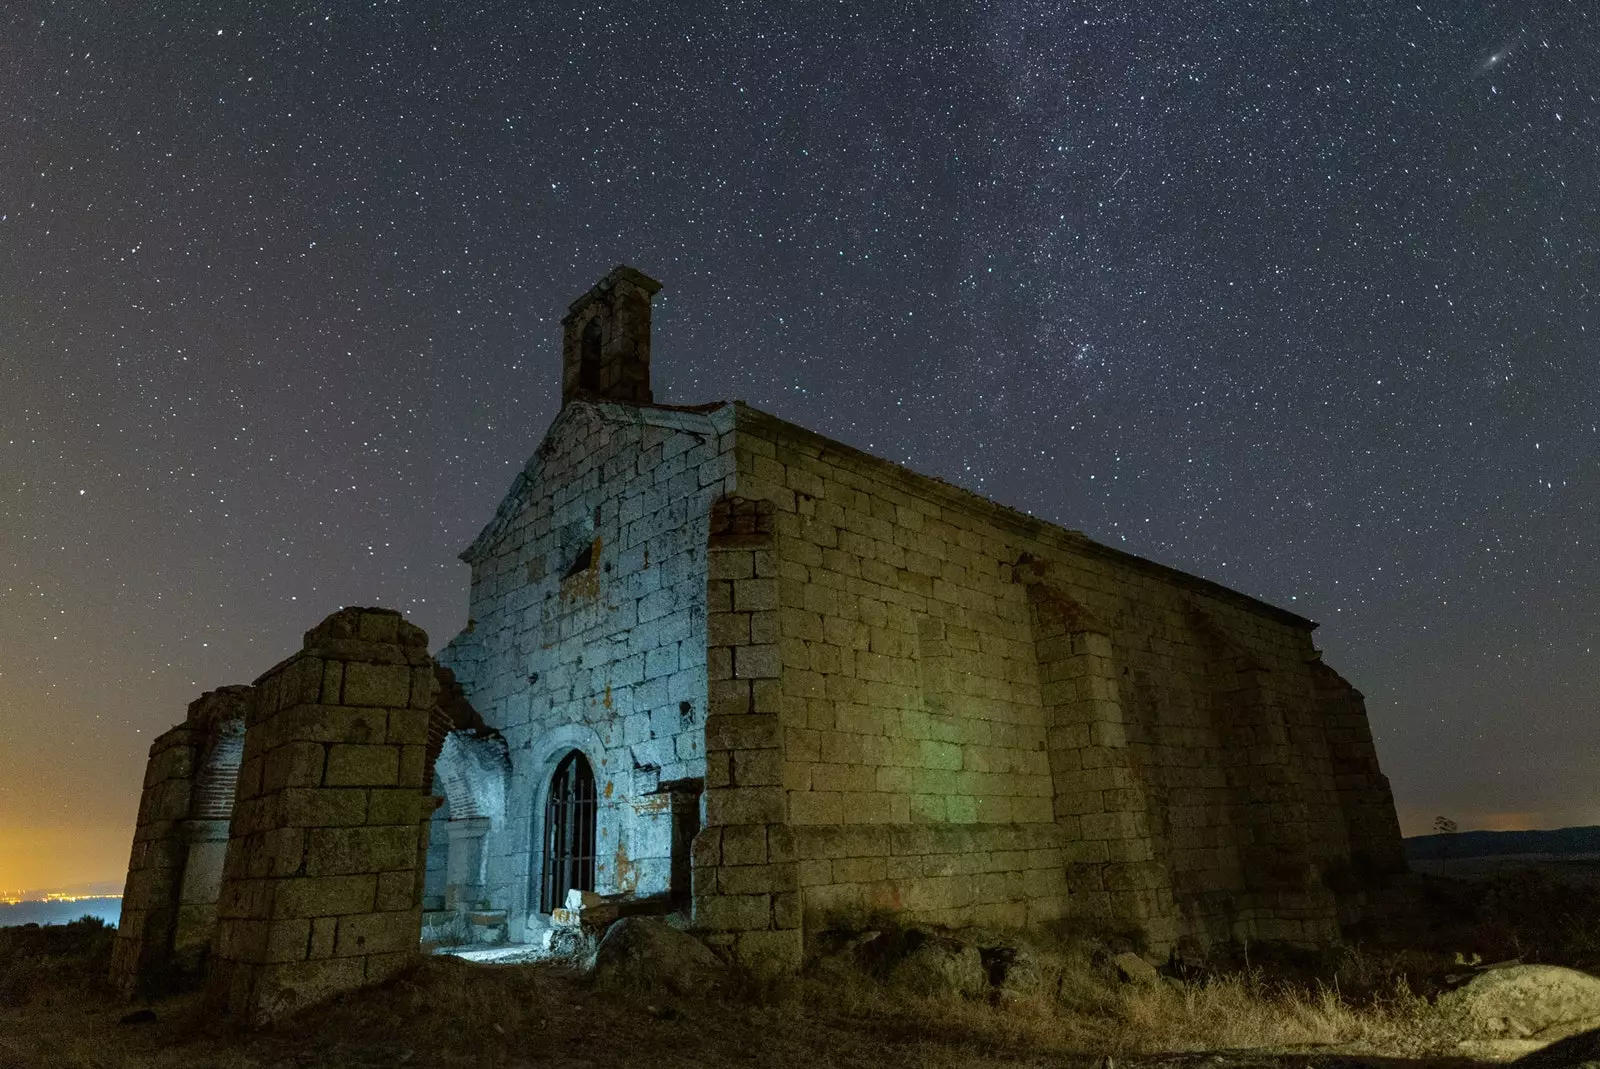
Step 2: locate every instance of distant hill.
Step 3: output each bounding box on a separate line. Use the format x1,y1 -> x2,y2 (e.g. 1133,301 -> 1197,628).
1405,825 -> 1600,861
0,897 -> 121,928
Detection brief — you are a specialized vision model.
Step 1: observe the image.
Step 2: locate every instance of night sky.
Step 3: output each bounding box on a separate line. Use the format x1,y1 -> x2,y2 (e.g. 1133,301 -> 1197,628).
3,1 -> 1597,893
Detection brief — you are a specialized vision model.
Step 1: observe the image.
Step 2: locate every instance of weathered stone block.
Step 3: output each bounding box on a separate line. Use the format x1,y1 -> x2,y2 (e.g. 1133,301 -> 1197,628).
279,788 -> 368,827
733,578 -> 777,612
720,825 -> 767,866
260,826 -> 308,877
367,789 -> 425,825
271,874 -> 378,918
276,706 -> 386,745
787,790 -> 842,825
263,918 -> 313,963
375,870 -> 417,912
305,825 -> 419,876
324,745 -> 400,787
357,612 -> 399,643
733,928 -> 802,973
695,892 -> 772,932
397,745 -> 427,787
705,786 -> 786,826
333,911 -> 418,957
732,748 -> 783,787
704,713 -> 779,752
320,661 -> 344,704
734,644 -> 781,679
708,679 -> 751,717
386,708 -> 429,745
309,916 -> 338,958
718,863 -> 796,895
262,742 -> 325,792
341,663 -> 411,708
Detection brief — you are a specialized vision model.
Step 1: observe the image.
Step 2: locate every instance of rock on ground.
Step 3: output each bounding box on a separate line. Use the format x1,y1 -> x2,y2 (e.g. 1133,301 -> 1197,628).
1113,951 -> 1162,987
590,917 -> 728,997
885,933 -> 989,999
1439,964 -> 1600,1040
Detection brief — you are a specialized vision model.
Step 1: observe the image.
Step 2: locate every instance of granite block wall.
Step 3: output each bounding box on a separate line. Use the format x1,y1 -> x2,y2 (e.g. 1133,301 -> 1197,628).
731,403 -> 1404,952
111,685 -> 251,996
440,400 -> 738,937
693,495 -> 803,971
211,608 -> 438,1022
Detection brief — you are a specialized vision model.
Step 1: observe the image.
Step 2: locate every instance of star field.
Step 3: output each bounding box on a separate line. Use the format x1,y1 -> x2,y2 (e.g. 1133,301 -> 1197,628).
2,0 -> 1597,890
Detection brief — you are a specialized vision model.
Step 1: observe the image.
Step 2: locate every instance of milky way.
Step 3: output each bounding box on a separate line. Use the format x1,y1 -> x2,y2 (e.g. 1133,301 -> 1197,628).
2,0 -> 1596,888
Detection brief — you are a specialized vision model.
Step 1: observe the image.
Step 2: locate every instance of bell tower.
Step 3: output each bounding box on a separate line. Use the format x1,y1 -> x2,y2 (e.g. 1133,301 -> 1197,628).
560,264 -> 662,406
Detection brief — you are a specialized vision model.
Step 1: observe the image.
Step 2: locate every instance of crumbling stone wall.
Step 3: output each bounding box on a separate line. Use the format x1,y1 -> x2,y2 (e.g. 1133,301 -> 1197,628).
211,608 -> 439,1022
441,399 -> 737,938
111,685 -> 251,996
1310,659 -> 1408,881
730,403 -> 1404,954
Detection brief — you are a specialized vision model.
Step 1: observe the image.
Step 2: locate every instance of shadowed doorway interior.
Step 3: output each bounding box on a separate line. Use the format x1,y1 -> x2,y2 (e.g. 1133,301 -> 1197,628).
540,750 -> 597,913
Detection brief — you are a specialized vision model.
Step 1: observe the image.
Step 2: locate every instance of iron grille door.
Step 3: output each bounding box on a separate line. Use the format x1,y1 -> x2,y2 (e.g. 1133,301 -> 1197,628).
540,750 -> 597,913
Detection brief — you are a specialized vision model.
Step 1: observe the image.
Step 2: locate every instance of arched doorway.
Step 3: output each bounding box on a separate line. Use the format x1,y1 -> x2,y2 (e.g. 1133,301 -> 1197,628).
540,750 -> 597,913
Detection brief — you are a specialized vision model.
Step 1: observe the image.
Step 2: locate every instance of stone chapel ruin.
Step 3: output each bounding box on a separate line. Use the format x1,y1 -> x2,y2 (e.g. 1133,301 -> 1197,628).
113,265 -> 1407,1018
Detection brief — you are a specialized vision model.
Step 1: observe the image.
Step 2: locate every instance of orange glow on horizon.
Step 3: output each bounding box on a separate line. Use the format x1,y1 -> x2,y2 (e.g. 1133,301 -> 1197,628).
0,823 -> 130,897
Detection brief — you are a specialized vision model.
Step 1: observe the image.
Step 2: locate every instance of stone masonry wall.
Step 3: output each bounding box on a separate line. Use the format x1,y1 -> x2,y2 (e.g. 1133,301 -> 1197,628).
1310,659 -> 1407,880
441,401 -> 737,937
693,495 -> 802,971
111,685 -> 251,996
731,403 -> 1403,952
112,721 -> 204,996
212,608 -> 438,1022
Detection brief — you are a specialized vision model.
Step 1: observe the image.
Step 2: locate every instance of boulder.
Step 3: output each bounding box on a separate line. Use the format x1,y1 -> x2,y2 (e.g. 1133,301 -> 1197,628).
885,933 -> 988,999
987,945 -> 1056,1002
590,917 -> 728,996
544,925 -> 595,963
1439,964 -> 1600,1040
1112,951 -> 1161,987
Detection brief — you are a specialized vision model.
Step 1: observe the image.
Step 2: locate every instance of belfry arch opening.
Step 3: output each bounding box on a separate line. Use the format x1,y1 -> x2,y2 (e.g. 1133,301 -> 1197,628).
578,317 -> 602,393
540,750 -> 597,913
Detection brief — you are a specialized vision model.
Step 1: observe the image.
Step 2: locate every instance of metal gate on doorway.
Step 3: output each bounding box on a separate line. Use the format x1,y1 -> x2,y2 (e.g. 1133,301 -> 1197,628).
540,750 -> 597,913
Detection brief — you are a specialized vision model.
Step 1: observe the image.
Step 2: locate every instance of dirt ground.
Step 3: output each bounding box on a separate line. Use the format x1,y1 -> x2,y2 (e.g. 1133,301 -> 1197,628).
3,952 -> 1594,1069
5,864 -> 1600,1069
0,959 -> 1424,1069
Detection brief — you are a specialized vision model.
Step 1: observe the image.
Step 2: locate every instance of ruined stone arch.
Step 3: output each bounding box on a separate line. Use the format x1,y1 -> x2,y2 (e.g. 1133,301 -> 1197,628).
422,729 -> 511,917
432,731 -> 511,822
420,666 -> 508,920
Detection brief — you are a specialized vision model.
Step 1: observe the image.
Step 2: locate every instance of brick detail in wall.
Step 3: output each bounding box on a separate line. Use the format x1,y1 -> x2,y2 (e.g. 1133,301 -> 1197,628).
1190,606 -> 1341,945
692,496 -> 802,972
732,404 -> 1405,953
1025,581 -> 1179,947
794,822 -> 1069,932
110,685 -> 252,997
210,607 -> 440,1023
1309,658 -> 1408,878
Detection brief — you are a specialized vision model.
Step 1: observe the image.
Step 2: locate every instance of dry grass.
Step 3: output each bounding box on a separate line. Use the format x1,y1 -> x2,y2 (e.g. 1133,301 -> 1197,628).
775,940 -> 1451,1061
8,868 -> 1600,1068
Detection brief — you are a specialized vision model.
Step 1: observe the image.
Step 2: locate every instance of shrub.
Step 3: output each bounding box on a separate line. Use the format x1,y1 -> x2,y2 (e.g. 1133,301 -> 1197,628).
0,916 -> 116,1008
